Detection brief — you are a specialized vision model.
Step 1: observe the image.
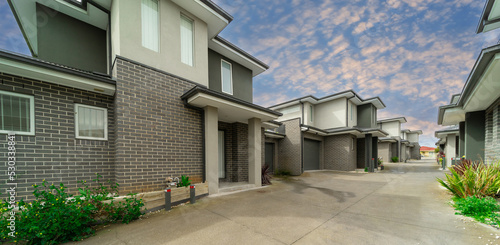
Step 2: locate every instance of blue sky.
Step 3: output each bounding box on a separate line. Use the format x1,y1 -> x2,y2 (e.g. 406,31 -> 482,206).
1,1 -> 499,147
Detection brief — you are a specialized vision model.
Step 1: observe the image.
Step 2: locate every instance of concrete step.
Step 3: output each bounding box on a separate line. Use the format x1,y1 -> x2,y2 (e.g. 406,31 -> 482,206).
218,183 -> 256,193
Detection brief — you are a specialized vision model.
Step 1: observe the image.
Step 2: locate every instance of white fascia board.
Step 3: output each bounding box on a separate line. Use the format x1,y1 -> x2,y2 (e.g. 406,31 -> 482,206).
0,58 -> 115,95
209,39 -> 267,76
187,93 -> 280,121
264,132 -> 285,139
463,53 -> 500,112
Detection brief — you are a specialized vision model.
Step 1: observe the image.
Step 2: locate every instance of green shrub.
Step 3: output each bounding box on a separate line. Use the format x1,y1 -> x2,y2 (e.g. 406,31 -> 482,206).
391,156 -> 399,163
177,175 -> 191,187
453,196 -> 500,226
437,160 -> 500,198
377,158 -> 383,166
0,175 -> 145,244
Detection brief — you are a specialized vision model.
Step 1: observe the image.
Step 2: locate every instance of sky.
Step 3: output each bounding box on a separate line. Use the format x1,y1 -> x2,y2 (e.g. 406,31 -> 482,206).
1,0 -> 500,147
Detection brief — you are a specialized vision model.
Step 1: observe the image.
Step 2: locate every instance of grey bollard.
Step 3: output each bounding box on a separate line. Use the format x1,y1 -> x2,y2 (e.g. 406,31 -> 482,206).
190,184 -> 195,204
165,187 -> 171,211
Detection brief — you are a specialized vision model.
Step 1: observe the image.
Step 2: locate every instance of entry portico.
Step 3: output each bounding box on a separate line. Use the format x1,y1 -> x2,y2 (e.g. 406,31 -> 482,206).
182,86 -> 281,194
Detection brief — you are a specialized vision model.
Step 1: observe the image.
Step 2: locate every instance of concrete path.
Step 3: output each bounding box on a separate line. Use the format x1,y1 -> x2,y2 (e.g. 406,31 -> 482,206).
72,160 -> 499,245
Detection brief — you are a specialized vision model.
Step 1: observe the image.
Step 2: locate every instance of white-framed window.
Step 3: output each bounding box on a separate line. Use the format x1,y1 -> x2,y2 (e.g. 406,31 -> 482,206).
75,104 -> 108,140
180,14 -> 194,66
0,91 -> 35,135
221,59 -> 233,94
141,0 -> 159,52
310,105 -> 313,122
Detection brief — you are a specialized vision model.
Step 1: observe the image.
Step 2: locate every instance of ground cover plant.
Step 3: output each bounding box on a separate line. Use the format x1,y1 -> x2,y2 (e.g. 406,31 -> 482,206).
0,174 -> 144,244
391,156 -> 399,163
453,196 -> 500,226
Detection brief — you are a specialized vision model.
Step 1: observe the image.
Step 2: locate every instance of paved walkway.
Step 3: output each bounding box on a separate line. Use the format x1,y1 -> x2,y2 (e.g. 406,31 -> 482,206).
72,160 -> 499,244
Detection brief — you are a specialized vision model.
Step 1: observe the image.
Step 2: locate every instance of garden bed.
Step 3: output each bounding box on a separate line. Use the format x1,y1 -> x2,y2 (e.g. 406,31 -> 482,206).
105,182 -> 209,212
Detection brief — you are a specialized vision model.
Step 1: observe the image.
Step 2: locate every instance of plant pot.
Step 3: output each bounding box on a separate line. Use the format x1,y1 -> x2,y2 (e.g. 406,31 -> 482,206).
380,165 -> 384,170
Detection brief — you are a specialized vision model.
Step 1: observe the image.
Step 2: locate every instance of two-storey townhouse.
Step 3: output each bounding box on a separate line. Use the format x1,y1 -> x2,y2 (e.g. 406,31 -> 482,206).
437,0 -> 500,163
267,90 -> 388,174
2,0 -> 281,201
377,117 -> 406,162
406,130 -> 422,160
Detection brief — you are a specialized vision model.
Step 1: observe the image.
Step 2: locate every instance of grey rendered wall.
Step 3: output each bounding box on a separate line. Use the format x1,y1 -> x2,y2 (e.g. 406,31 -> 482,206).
0,72 -> 114,201
357,104 -> 376,128
378,142 -> 391,162
411,144 -> 421,160
277,118 -> 302,175
324,134 -> 357,171
114,58 -> 204,194
465,111 -> 485,162
208,49 -> 253,103
485,104 -> 500,162
36,4 -> 107,73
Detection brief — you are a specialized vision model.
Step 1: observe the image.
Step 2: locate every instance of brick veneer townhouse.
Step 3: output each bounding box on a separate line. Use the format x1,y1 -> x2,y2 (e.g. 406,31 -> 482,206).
267,91 -> 388,174
437,0 -> 500,164
2,0 -> 281,200
377,117 -> 422,163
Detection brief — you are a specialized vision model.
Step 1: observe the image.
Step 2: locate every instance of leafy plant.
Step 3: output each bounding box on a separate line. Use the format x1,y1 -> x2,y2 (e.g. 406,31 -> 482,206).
437,160 -> 500,198
0,175 -> 145,244
451,159 -> 480,176
453,196 -> 500,226
391,156 -> 399,163
364,167 -> 368,172
262,164 -> 272,185
177,175 -> 191,187
377,158 -> 383,166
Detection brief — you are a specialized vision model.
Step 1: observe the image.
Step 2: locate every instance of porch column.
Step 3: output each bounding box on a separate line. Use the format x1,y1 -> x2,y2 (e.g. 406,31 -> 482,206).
445,134 -> 456,168
372,137 -> 378,166
205,106 -> 219,194
365,134 -> 373,172
248,117 -> 262,187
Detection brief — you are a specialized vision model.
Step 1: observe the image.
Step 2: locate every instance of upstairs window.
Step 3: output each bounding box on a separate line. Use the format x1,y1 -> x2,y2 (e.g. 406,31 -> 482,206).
141,0 -> 159,52
75,104 -> 108,140
221,60 -> 233,94
180,15 -> 194,66
0,91 -> 34,135
310,105 -> 313,122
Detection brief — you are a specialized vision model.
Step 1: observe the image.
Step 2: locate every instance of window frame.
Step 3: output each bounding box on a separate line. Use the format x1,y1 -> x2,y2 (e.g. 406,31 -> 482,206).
74,103 -> 108,141
221,59 -> 233,95
0,90 -> 35,136
180,14 -> 194,66
141,0 -> 160,52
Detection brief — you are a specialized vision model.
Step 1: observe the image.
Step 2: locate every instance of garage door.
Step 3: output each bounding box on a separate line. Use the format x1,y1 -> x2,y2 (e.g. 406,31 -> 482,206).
304,139 -> 320,170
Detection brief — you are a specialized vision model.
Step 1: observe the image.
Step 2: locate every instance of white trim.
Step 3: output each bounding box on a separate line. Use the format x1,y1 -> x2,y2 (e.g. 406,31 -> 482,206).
0,90 -> 35,136
221,59 -> 233,95
194,0 -> 229,24
212,38 -> 267,71
74,103 -> 108,141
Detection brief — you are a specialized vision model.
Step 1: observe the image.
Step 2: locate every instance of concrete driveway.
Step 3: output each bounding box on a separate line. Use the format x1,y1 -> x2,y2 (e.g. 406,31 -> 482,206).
72,160 -> 499,245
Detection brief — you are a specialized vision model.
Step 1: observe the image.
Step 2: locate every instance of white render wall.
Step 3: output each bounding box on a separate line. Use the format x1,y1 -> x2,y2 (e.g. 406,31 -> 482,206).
276,105 -> 302,122
111,0 -> 209,86
314,98 -> 347,129
407,133 -> 419,143
381,121 -> 401,137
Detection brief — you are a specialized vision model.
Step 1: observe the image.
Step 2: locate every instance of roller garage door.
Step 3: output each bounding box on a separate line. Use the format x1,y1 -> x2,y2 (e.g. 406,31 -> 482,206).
304,139 -> 320,170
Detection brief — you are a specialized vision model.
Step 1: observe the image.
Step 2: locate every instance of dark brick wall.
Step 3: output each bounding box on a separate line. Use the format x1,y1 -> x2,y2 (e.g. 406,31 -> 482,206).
0,72 -> 115,201
277,118 -> 302,175
485,104 -> 500,162
114,58 -> 203,194
218,122 -> 249,182
410,144 -> 421,160
324,134 -> 357,171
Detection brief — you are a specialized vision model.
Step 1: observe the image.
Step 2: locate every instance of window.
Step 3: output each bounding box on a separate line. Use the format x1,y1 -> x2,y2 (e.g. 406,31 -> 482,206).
141,0 -> 159,52
180,15 -> 194,66
350,104 -> 353,121
221,60 -> 233,94
0,91 -> 34,135
75,104 -> 107,140
310,105 -> 313,122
